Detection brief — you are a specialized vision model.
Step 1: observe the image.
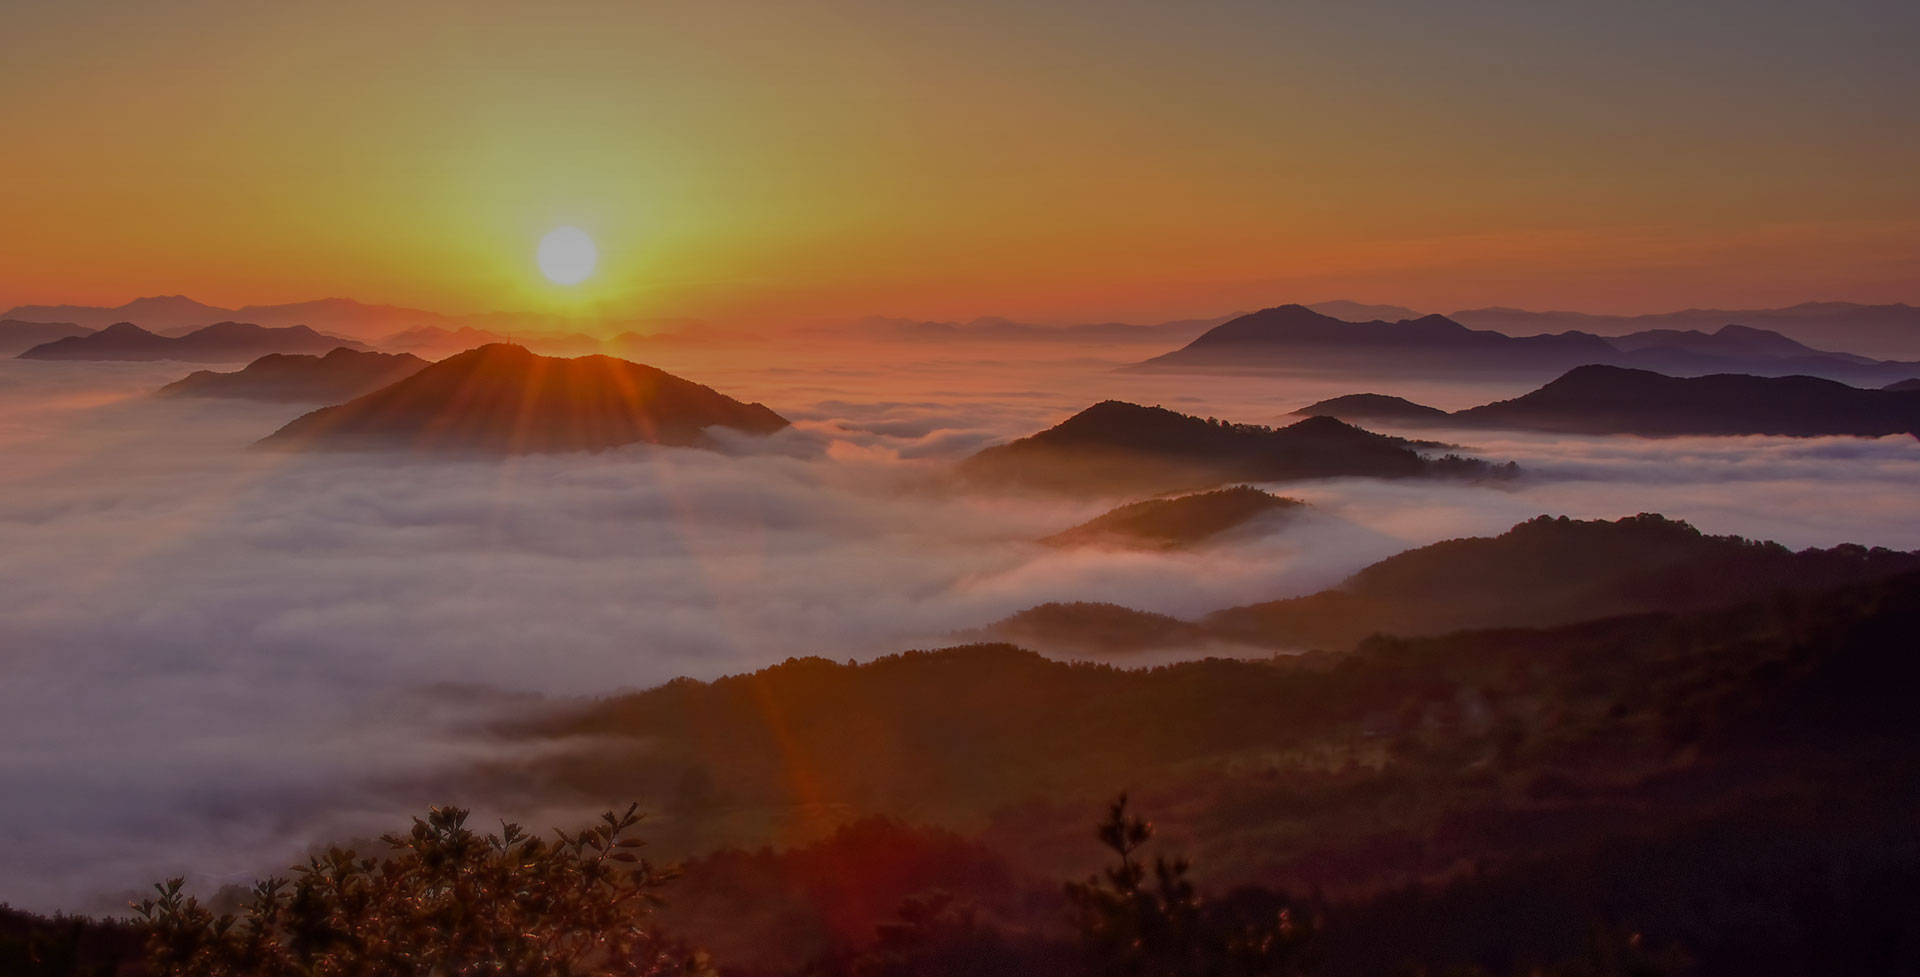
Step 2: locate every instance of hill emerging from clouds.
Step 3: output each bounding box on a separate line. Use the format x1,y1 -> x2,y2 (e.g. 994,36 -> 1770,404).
1040,486 -> 1307,551
255,343 -> 788,453
1287,393 -> 1451,424
959,401 -> 1509,495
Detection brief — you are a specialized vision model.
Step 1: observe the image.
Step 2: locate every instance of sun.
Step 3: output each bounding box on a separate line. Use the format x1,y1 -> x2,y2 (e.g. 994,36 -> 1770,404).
537,227 -> 597,285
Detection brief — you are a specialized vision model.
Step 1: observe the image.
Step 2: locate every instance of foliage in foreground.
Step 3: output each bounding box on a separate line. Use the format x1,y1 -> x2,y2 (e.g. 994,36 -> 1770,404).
1064,794 -> 1313,977
135,805 -> 711,977
126,797 -> 1711,977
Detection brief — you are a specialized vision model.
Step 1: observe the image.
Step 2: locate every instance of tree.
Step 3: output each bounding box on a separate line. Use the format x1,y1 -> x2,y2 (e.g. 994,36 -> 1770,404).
135,804 -> 711,977
1065,794 -> 1314,977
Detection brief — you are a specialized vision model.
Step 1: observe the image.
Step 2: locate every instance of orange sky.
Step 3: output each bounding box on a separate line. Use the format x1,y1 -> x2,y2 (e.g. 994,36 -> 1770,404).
3,0 -> 1916,324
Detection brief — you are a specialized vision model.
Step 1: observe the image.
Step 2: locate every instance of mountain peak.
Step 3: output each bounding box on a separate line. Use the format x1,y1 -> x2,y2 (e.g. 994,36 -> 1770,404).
962,400 -> 1506,494
256,345 -> 787,454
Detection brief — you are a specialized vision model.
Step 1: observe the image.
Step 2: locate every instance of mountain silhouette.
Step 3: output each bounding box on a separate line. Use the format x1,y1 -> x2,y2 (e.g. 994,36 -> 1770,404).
831,314 -> 1228,346
1,295 -> 234,332
959,401 -> 1506,495
1297,365 -> 1920,437
995,514 -> 1920,654
156,348 -> 429,402
1136,303 -> 1920,383
256,343 -> 788,453
1137,304 -> 1616,375
1041,486 -> 1306,550
383,324 -> 514,353
1455,365 -> 1920,436
0,295 -> 453,339
1289,393 -> 1450,423
1608,322 -> 1869,361
0,319 -> 92,356
982,602 -> 1211,653
1603,323 -> 1918,380
18,321 -> 368,362
1205,513 -> 1920,649
1304,299 -> 1424,321
1448,301 -> 1920,361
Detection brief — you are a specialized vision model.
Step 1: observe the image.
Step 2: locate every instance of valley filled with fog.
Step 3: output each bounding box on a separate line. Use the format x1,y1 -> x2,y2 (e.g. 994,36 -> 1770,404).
4,344 -> 1920,912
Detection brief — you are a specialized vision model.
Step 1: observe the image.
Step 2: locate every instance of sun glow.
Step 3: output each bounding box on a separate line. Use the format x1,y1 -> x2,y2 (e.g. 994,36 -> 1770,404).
537,227 -> 598,285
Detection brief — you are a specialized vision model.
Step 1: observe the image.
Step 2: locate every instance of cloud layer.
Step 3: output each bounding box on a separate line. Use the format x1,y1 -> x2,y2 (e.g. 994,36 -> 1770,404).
2,351 -> 1918,911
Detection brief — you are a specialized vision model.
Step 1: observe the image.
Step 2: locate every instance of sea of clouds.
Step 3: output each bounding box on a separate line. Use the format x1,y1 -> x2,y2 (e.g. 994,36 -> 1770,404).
3,348 -> 1918,912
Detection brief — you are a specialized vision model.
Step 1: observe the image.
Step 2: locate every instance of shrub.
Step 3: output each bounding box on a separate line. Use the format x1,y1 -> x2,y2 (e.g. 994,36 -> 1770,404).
135,805 -> 710,977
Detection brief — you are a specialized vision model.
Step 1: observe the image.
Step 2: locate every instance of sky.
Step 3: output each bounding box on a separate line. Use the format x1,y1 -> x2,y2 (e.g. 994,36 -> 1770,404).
3,0 -> 1917,324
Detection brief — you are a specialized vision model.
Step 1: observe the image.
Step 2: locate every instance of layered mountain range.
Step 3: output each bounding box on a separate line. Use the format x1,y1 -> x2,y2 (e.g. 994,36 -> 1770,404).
1039,486 -> 1307,550
1137,304 -> 1920,383
1295,364 -> 1920,437
17,321 -> 368,362
0,319 -> 93,356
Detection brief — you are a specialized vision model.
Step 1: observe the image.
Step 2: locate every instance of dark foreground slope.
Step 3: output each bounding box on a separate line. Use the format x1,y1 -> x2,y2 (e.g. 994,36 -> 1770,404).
156,347 -> 428,402
256,343 -> 788,453
19,321 -> 368,362
77,564 -> 1920,976
525,570 -> 1920,975
960,401 -> 1507,495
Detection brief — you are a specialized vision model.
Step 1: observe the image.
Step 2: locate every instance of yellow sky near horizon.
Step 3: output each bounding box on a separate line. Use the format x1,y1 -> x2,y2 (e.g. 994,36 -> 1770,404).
3,0 -> 1917,325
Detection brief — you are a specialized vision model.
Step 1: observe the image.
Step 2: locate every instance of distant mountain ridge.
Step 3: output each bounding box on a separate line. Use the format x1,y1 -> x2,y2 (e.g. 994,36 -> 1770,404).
0,295 -> 714,353
828,314 -> 1231,345
156,348 -> 429,402
1301,299 -> 1920,360
1138,304 -> 1920,383
960,401 -> 1509,495
1447,301 -> 1920,361
1,295 -> 452,339
0,320 -> 92,356
1294,365 -> 1920,437
257,343 -> 788,454
18,321 -> 369,362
